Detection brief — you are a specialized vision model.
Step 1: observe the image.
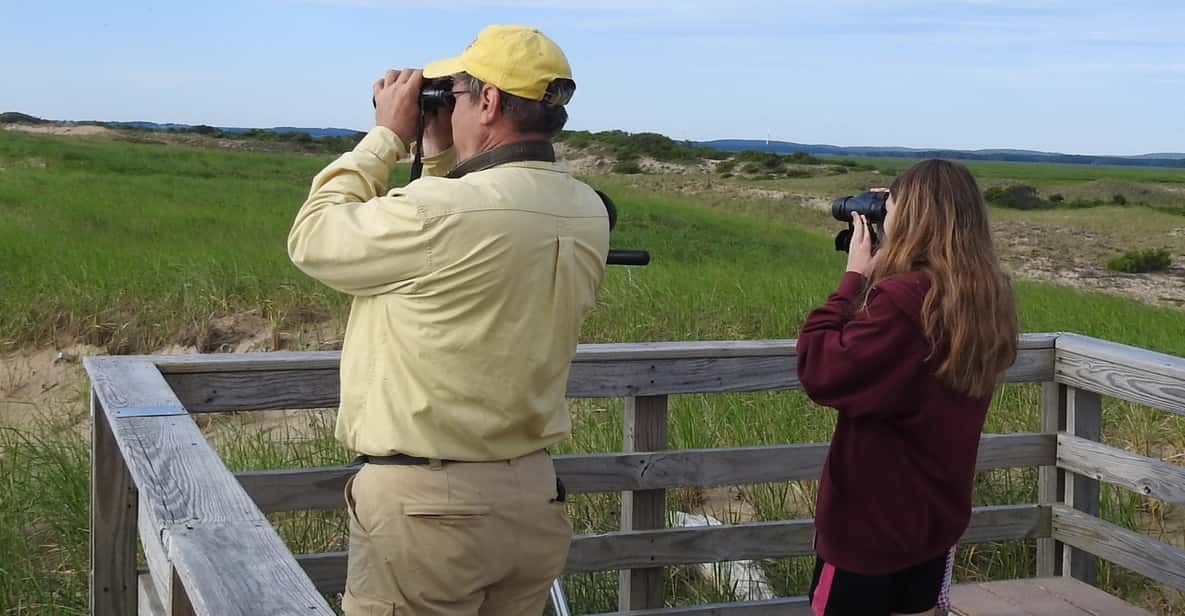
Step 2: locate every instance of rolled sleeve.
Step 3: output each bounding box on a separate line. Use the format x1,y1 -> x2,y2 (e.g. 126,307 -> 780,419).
418,145 -> 458,178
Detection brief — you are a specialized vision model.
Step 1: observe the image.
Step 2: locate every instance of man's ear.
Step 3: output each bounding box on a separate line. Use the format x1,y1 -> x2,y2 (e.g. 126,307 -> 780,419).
478,84 -> 500,125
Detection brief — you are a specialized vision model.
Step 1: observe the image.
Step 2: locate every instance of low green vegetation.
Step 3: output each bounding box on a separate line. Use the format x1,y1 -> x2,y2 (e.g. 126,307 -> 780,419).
556,129 -> 729,163
0,112 -> 50,124
1107,249 -> 1174,274
983,183 -> 1147,211
3,129 -> 1185,613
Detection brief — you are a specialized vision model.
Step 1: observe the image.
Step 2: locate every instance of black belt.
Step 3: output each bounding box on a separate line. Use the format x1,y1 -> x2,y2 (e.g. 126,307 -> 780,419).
352,453 -> 461,466
351,453 -> 567,502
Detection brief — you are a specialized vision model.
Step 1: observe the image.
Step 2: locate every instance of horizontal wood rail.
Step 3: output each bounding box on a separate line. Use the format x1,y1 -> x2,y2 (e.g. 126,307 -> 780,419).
234,432 -> 1054,514
85,331 -> 1185,615
154,335 -> 1057,412
294,504 -> 1049,595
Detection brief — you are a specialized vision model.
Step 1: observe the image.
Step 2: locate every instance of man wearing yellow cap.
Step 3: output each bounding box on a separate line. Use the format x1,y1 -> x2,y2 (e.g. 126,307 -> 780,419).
287,24 -> 609,616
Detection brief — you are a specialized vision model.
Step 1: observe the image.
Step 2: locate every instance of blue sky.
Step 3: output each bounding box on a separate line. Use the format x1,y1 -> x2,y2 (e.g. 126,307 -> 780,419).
2,0 -> 1182,155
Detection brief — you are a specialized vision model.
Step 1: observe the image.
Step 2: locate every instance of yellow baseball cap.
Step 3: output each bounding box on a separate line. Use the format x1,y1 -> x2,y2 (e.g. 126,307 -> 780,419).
424,25 -> 573,104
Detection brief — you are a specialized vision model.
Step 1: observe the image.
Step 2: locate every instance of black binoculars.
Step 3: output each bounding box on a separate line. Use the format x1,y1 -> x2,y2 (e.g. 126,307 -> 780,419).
832,191 -> 888,224
369,76 -> 650,267
371,77 -> 457,112
831,191 -> 887,253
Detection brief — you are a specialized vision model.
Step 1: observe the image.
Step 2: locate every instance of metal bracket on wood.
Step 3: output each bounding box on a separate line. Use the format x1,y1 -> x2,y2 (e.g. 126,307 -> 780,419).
114,406 -> 189,418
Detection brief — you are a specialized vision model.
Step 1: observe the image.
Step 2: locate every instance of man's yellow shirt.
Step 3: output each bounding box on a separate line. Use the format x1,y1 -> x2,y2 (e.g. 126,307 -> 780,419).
288,127 -> 609,461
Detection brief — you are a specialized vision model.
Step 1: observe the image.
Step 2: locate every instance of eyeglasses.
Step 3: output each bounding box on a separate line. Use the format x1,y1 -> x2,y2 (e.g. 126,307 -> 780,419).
442,90 -> 471,110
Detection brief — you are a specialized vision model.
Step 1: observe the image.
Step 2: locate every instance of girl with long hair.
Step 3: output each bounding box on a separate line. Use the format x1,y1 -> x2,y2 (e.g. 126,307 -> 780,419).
797,159 -> 1019,615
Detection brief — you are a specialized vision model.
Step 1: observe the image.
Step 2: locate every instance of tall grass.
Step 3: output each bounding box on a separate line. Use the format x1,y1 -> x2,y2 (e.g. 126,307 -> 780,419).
834,155 -> 1185,184
0,131 -> 408,352
3,131 -> 1185,613
0,416 -> 90,614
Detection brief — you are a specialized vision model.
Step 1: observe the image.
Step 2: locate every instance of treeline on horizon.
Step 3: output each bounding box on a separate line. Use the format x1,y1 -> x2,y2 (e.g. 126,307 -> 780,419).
4,111 -> 1184,169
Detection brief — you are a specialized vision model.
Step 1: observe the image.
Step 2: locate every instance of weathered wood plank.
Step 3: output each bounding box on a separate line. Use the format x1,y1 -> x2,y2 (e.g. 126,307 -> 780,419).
296,505 -> 1048,593
1028,576 -> 1153,615
950,581 -> 1029,616
91,393 -> 138,616
1037,382 -> 1066,578
139,495 -> 172,611
1052,505 -> 1185,592
116,415 -> 263,526
1057,333 -> 1185,383
84,357 -> 187,417
621,395 -> 669,612
171,569 -> 197,616
1055,333 -> 1185,416
950,580 -> 1081,615
238,433 -> 1053,514
235,465 -> 358,513
949,577 -> 1152,615
163,369 -> 339,413
1058,434 -> 1185,504
575,355 -> 798,398
1063,388 -> 1101,585
168,523 -> 331,616
138,574 -> 166,616
152,351 -> 341,373
956,504 -> 1052,546
246,555 -> 814,616
291,552 -> 343,595
163,345 -> 1054,411
150,340 -> 797,375
588,597 -> 812,616
975,432 -> 1056,471
960,578 -> 1091,615
87,394 -> 333,615
144,333 -> 1062,373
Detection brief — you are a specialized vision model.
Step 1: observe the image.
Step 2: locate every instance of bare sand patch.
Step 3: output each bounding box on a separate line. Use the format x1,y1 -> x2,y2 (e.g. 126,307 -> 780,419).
3,123 -> 114,137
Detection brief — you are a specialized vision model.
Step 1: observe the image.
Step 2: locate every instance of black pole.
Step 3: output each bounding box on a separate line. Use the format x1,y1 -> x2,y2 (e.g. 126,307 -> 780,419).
607,250 -> 650,266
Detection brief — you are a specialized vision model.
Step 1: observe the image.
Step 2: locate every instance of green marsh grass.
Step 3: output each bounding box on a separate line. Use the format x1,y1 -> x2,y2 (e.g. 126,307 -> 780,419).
4,130 -> 1185,613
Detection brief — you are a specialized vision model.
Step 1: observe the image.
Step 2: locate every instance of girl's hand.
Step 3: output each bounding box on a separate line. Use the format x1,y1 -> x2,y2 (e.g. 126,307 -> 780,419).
846,212 -> 878,276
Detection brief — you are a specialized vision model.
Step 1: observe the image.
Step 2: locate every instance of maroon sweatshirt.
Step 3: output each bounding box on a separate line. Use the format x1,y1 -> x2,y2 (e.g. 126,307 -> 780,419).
796,270 -> 990,575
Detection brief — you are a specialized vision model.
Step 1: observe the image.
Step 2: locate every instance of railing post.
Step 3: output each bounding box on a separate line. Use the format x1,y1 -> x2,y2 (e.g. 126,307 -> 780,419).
1062,386 -> 1102,584
1037,382 -> 1066,577
1039,382 -> 1102,583
91,390 -> 139,615
171,569 -> 198,616
619,395 -> 669,612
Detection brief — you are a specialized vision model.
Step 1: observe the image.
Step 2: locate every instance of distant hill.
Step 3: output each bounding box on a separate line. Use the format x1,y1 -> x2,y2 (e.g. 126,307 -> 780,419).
0,112 -> 50,124
104,120 -> 363,138
1,113 -> 363,138
696,139 -> 1185,169
5,111 -> 1182,168
1132,153 -> 1185,160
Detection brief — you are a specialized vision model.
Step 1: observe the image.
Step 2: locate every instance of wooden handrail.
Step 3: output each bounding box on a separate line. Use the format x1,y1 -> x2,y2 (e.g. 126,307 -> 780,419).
84,331 -> 1185,616
234,433 -> 1055,514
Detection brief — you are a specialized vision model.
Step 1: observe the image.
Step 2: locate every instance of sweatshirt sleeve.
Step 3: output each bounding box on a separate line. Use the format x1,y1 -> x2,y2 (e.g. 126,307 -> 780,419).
796,272 -> 925,418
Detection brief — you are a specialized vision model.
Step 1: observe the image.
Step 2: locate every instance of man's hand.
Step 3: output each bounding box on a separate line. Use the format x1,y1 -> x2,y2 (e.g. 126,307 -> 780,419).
845,212 -> 879,276
372,69 -> 423,145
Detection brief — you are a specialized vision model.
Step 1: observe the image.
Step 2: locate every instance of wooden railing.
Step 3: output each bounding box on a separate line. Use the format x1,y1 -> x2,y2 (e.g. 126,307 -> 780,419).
84,331 -> 1185,616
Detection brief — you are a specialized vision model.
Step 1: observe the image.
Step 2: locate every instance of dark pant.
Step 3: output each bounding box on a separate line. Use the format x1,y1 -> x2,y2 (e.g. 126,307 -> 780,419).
808,550 -> 950,615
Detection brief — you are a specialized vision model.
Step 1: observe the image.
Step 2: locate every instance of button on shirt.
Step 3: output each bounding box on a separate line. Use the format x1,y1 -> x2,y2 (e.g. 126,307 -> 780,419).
288,127 -> 609,461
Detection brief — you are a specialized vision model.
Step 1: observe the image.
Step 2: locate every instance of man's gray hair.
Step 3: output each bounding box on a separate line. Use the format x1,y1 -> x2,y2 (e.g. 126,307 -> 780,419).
455,73 -> 571,136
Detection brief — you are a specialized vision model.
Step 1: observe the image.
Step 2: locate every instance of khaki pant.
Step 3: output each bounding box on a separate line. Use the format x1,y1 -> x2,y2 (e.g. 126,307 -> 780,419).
342,450 -> 572,616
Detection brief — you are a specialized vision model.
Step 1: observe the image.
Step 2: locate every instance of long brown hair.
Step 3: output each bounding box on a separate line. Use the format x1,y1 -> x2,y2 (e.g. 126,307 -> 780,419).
868,159 -> 1019,398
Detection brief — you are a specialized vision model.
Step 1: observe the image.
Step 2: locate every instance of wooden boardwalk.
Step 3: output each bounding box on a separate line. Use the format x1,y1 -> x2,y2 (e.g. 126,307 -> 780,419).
952,577 -> 1153,615
83,332 -> 1185,616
